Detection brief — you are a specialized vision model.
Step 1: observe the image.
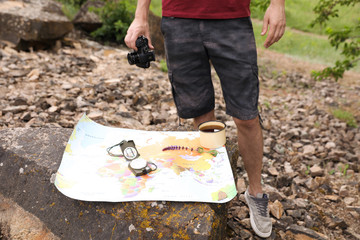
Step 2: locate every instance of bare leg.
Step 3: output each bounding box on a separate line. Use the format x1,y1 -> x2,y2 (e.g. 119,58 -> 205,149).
233,116 -> 263,197
193,110 -> 216,129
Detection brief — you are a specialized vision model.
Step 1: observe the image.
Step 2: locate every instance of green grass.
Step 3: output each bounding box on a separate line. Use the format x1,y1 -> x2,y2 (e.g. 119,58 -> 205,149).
251,0 -> 360,35
252,21 -> 360,71
160,59 -> 168,72
332,108 -> 358,128
61,4 -> 79,20
150,0 -> 162,17
55,0 -> 81,20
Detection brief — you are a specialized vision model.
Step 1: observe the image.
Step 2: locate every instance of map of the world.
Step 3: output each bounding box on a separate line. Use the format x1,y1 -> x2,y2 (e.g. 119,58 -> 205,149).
55,114 -> 237,203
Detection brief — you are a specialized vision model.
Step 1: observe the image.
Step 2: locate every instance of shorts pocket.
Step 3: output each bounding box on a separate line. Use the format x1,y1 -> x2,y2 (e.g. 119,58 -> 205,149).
168,71 -> 181,113
160,17 -> 165,35
161,17 -> 172,36
251,64 -> 260,111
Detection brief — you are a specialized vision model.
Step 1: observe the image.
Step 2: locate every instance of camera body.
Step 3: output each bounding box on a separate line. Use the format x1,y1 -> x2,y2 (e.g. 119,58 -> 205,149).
127,36 -> 155,68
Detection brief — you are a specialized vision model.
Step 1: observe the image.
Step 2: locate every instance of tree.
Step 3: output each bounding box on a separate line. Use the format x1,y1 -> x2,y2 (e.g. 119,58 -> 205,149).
251,0 -> 360,81
311,0 -> 360,80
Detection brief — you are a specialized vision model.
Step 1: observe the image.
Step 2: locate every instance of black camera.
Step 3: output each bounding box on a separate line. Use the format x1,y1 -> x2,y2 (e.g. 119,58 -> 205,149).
127,36 -> 155,68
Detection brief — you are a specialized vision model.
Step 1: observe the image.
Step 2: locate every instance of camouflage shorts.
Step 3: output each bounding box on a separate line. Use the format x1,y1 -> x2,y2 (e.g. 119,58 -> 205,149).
161,17 -> 259,120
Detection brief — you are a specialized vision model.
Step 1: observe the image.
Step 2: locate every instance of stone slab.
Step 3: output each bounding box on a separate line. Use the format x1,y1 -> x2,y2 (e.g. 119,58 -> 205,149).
0,128 -> 238,239
0,0 -> 73,48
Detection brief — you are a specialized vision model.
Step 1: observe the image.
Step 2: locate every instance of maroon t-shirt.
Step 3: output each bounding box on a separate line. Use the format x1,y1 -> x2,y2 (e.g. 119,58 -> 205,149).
162,0 -> 251,19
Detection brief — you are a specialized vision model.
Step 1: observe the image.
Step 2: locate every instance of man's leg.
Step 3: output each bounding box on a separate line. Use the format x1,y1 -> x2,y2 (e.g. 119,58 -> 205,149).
233,116 -> 263,196
199,17 -> 271,238
235,116 -> 272,238
193,110 -> 215,129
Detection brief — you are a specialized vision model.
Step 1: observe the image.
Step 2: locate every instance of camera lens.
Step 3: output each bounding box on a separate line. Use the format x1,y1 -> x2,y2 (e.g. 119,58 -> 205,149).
127,53 -> 138,65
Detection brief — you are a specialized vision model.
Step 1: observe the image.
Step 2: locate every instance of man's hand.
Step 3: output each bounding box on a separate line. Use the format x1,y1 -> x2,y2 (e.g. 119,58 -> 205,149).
261,1 -> 286,48
125,18 -> 154,51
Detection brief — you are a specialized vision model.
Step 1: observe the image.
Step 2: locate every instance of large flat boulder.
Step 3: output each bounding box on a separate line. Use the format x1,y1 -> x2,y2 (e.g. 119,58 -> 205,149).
0,128 -> 238,239
0,0 -> 73,49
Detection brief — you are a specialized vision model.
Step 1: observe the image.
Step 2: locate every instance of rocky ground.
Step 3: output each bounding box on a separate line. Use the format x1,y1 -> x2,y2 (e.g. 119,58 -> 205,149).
0,38 -> 359,240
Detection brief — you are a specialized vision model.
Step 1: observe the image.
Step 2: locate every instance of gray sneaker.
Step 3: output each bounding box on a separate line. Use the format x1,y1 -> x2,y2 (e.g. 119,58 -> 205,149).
244,188 -> 272,238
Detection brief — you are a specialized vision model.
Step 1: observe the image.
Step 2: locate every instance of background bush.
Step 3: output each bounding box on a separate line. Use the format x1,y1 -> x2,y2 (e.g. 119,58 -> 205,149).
56,0 -> 136,43
90,0 -> 136,43
57,0 -> 88,20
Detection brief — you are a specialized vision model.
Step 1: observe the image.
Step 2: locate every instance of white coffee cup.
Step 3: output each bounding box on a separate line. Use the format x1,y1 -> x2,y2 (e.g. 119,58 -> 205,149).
198,120 -> 226,149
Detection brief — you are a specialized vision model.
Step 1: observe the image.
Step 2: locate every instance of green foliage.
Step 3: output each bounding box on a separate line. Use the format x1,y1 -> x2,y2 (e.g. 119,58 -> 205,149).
60,3 -> 79,20
250,0 -> 270,12
160,59 -> 168,72
150,0 -> 162,17
338,163 -> 350,176
332,108 -> 358,128
262,100 -> 271,110
59,0 -> 87,7
311,0 -> 360,80
251,0 -> 360,80
311,0 -> 359,25
343,164 -> 349,176
90,0 -> 136,43
56,0 -> 87,20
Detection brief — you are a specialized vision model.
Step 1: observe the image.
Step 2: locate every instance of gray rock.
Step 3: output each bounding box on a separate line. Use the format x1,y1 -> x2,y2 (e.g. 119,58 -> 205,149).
72,0 -> 104,32
2,105 -> 27,114
269,200 -> 284,219
139,110 -> 152,125
0,0 -> 73,49
236,177 -> 246,194
286,209 -> 304,219
305,215 -> 314,228
276,175 -> 292,188
239,229 -> 252,239
87,110 -> 103,120
303,145 -> 316,155
239,218 -> 251,229
310,165 -> 324,177
284,128 -> 300,140
274,143 -> 285,154
325,141 -> 336,150
0,128 -> 235,240
286,224 -> 328,240
327,215 -> 348,230
339,185 -> 349,197
268,166 -> 279,176
234,206 -> 249,220
284,162 -> 294,174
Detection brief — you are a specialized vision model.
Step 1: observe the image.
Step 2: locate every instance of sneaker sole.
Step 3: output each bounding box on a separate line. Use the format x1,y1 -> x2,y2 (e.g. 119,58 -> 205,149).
245,191 -> 272,238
